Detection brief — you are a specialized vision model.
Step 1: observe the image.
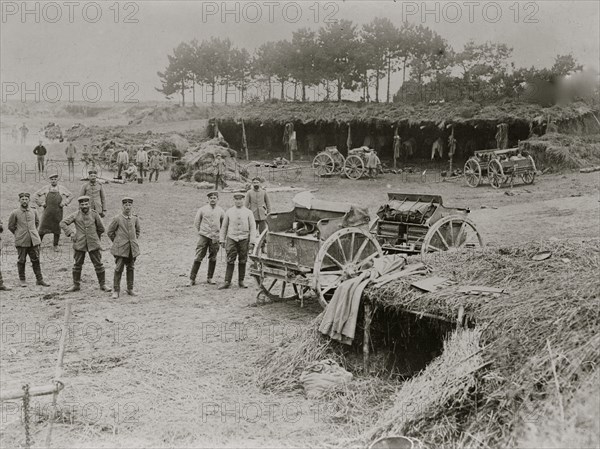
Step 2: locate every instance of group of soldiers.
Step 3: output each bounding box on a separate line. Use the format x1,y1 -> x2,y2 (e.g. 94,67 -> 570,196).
10,123 -> 29,144
0,170 -> 133,298
115,146 -> 162,182
187,176 -> 271,289
0,170 -> 272,296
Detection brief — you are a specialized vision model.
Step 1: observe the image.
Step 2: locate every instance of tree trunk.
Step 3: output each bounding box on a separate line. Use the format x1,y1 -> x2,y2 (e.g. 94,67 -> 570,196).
302,83 -> 306,102
192,75 -> 196,106
280,80 -> 285,100
268,76 -> 272,100
402,58 -> 407,101
241,84 -> 245,104
337,78 -> 342,102
211,81 -> 215,105
386,56 -> 391,103
375,70 -> 380,102
181,76 -> 185,106
326,80 -> 330,101
294,81 -> 298,101
224,80 -> 229,105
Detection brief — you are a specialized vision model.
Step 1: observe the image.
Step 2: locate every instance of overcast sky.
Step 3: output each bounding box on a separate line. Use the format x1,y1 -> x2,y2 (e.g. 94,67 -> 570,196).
1,1 -> 598,103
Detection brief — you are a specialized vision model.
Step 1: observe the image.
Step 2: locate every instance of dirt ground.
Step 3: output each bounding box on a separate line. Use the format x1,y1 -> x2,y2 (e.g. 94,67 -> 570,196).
1,119 -> 599,448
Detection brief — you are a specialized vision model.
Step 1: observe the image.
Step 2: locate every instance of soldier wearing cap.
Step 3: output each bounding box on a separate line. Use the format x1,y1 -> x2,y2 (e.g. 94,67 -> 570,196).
244,177 -> 271,235
148,151 -> 162,182
136,146 -> 149,179
65,142 -> 77,177
33,173 -> 73,251
107,197 -> 140,298
80,169 -> 107,217
212,153 -> 226,191
60,195 -> 110,293
7,193 -> 50,287
187,190 -> 225,286
0,218 -> 11,290
116,148 -> 129,180
33,139 -> 47,173
218,191 -> 256,289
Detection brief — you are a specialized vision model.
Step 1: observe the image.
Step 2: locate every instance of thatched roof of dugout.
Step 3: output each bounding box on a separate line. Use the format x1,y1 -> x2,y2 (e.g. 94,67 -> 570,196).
210,100 -> 595,128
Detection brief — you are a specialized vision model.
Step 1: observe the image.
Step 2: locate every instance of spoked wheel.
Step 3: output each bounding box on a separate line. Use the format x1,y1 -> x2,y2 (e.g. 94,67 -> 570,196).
313,228 -> 382,308
251,230 -> 307,301
488,159 -> 505,189
343,154 -> 365,180
521,155 -> 537,185
330,152 -> 346,174
421,216 -> 483,256
312,152 -> 335,177
464,158 -> 482,188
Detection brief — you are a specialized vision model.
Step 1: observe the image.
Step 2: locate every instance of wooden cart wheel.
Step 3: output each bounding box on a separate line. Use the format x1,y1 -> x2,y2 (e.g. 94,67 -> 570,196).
521,155 -> 537,185
464,158 -> 482,188
344,154 -> 365,180
251,230 -> 306,301
313,228 -> 382,308
421,216 -> 483,256
330,152 -> 346,174
312,152 -> 335,177
487,159 -> 505,189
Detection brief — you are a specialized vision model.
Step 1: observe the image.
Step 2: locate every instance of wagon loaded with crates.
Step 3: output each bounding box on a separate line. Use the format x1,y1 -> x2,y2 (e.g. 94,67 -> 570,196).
464,147 -> 537,189
249,192 -> 383,308
371,193 -> 483,256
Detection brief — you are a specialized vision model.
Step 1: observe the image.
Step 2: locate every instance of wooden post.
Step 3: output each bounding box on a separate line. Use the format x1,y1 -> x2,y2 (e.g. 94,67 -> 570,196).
363,301 -> 373,373
241,119 -> 249,161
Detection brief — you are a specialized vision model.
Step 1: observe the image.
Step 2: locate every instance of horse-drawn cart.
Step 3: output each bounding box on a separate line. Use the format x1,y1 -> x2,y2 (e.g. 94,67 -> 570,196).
249,194 -> 382,308
371,193 -> 483,256
464,147 -> 537,189
312,147 -> 346,177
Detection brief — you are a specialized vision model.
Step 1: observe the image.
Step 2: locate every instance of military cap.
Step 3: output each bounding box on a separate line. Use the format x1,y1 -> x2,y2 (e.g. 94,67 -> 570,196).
18,192 -> 30,198
233,191 -> 246,199
207,191 -> 219,198
251,176 -> 262,182
48,173 -> 59,179
122,197 -> 134,204
88,169 -> 97,175
78,195 -> 90,203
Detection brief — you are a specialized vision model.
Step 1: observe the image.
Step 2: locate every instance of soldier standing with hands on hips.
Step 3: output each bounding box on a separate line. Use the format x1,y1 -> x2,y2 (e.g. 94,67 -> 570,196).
107,197 -> 140,299
218,191 -> 256,289
61,196 -> 111,293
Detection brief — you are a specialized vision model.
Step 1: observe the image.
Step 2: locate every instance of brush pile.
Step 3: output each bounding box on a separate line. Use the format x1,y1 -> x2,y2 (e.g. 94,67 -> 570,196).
520,132 -> 600,172
362,239 -> 599,448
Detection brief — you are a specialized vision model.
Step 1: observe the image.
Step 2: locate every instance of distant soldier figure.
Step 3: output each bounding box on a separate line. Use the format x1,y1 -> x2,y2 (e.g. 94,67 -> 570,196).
61,196 -> 111,293
82,144 -> 90,172
116,148 -> 129,179
33,140 -> 47,173
136,146 -> 149,179
148,152 -> 161,182
19,123 -> 28,144
212,153 -> 226,190
33,173 -> 73,251
65,142 -> 77,178
107,197 -> 140,299
90,145 -> 100,169
80,169 -> 107,217
7,192 -> 50,287
244,177 -> 271,235
219,191 -> 256,290
0,219 -> 12,291
187,191 -> 224,287
11,125 -> 18,144
366,149 -> 381,179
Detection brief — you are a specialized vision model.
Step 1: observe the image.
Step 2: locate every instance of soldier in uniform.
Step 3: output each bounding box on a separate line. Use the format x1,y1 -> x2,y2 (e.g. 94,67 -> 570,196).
80,169 -> 107,217
244,177 -> 271,235
61,196 -> 111,293
107,197 -> 141,299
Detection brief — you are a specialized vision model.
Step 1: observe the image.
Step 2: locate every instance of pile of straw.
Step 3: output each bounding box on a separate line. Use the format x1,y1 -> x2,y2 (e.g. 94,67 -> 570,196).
520,132 -> 600,171
364,239 -> 600,447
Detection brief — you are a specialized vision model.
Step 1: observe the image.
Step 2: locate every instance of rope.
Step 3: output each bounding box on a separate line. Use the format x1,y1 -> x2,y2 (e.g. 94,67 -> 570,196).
22,384 -> 31,449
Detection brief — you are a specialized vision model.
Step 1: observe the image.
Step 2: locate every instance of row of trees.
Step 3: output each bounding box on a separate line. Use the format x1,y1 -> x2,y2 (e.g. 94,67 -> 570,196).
157,18 -> 587,106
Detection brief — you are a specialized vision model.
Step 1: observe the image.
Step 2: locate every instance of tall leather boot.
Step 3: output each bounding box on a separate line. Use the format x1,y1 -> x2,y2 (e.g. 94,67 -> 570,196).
126,268 -> 136,296
17,262 -> 26,287
112,271 -> 123,299
238,263 -> 248,288
218,263 -> 234,290
187,261 -> 201,287
32,261 -> 50,287
96,269 -> 111,292
0,270 -> 11,291
66,269 -> 81,292
206,260 -> 216,284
